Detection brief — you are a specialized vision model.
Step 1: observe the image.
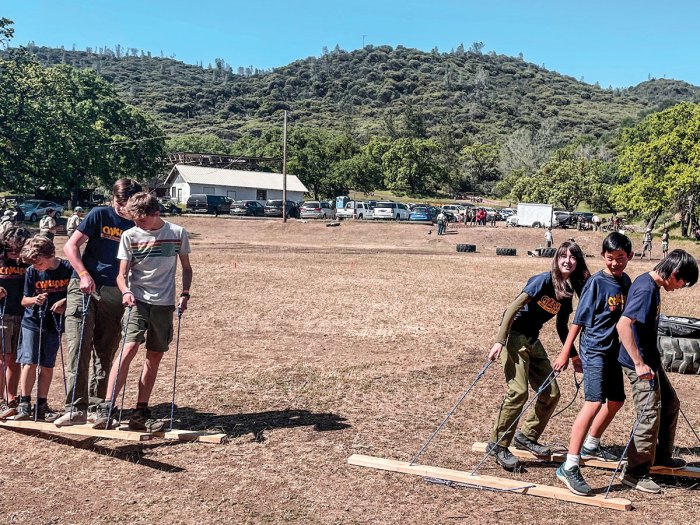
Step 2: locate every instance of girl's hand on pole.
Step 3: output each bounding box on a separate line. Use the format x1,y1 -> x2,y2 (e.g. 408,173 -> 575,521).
488,342 -> 502,361
51,298 -> 67,314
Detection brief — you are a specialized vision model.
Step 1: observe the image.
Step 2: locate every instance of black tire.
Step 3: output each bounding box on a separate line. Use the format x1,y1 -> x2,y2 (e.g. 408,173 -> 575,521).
539,247 -> 557,258
30,213 -> 38,222
496,247 -> 517,256
358,214 -> 363,220
532,222 -> 542,228
657,315 -> 700,374
456,244 -> 477,253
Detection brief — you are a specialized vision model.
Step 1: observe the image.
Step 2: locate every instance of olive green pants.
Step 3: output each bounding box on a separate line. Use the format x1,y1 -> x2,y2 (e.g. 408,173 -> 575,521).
491,332 -> 560,446
63,279 -> 125,411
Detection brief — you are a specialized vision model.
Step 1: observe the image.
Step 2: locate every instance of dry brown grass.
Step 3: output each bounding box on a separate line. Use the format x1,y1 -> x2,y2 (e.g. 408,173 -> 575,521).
2,218 -> 699,524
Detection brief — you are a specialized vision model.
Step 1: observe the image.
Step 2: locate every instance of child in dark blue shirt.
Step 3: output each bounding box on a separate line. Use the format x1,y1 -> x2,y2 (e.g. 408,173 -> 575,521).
616,249 -> 698,494
15,236 -> 72,421
486,241 -> 590,471
553,232 -> 632,495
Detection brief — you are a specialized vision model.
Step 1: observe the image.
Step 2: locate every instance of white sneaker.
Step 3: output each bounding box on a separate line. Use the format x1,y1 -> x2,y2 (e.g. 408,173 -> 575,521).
54,410 -> 87,427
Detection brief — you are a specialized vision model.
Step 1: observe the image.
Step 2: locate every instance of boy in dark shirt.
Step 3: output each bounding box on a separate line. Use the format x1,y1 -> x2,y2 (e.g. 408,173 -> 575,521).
553,233 -> 633,495
15,236 -> 73,420
617,249 -> 698,494
0,227 -> 31,418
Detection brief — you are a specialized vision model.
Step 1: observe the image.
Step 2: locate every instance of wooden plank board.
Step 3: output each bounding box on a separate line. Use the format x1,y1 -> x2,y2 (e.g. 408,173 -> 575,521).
471,442 -> 700,478
0,419 -> 154,442
154,429 -> 228,444
348,454 -> 632,511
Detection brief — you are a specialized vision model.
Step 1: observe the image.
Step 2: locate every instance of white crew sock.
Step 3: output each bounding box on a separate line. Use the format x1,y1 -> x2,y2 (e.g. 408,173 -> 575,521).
584,435 -> 601,450
564,454 -> 580,471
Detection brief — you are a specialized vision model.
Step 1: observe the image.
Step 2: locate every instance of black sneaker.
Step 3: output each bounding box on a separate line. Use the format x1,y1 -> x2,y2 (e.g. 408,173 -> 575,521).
14,401 -> 32,421
128,406 -> 166,433
581,444 -> 619,462
36,402 -> 61,422
654,457 -> 687,469
556,464 -> 592,496
513,431 -> 551,457
486,442 -> 521,471
0,398 -> 18,419
92,403 -> 117,430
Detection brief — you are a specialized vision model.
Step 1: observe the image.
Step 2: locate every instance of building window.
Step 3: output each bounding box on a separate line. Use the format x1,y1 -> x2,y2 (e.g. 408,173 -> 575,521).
256,189 -> 267,201
227,190 -> 237,200
203,186 -> 215,194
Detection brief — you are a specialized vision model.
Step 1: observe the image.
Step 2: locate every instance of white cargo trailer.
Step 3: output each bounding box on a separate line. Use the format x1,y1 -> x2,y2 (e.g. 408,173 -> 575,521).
514,203 -> 553,228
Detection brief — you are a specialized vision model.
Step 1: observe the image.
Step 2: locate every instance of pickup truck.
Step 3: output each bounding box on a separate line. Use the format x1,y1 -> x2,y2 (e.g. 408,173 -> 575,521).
336,201 -> 373,220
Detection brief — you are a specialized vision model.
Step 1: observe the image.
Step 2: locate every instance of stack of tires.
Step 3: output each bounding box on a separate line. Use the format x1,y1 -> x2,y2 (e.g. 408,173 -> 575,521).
657,315 -> 700,374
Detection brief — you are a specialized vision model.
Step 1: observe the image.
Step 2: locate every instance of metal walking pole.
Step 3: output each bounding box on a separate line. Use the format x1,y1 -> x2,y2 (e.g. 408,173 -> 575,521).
108,305 -> 133,429
169,306 -> 183,432
679,406 -> 700,446
33,302 -> 47,422
53,312 -> 67,400
68,294 -> 92,422
410,358 -> 493,465
0,298 -> 9,403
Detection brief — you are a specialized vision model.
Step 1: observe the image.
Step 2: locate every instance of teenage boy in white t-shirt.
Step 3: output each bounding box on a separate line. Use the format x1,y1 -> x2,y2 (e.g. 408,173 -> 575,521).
93,193 -> 192,431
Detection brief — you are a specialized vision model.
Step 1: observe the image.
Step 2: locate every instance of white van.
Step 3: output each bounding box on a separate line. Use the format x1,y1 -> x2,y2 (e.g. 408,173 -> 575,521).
336,201 -> 373,220
373,201 -> 410,220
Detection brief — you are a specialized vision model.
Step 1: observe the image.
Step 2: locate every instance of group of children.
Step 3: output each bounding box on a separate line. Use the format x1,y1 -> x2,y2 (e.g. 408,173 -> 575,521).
487,232 -> 697,496
0,189 -> 191,432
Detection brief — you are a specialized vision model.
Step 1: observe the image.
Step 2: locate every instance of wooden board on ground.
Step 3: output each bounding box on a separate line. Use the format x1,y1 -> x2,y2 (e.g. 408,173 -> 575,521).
348,454 -> 632,511
0,419 -> 154,442
471,442 -> 700,478
154,429 -> 228,444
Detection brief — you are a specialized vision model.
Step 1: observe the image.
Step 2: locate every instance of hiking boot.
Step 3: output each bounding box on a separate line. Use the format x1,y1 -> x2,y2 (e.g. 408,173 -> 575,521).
92,403 -> 117,430
0,398 -> 18,419
86,406 -> 98,424
654,457 -> 687,469
513,431 -> 551,457
620,471 -> 661,494
128,406 -> 166,433
54,410 -> 87,427
486,442 -> 521,471
13,401 -> 32,421
556,464 -> 592,496
581,444 -> 619,462
36,402 -> 61,422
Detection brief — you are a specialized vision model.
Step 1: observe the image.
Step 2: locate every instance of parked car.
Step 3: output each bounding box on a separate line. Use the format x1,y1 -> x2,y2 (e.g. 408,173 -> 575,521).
441,204 -> 465,218
373,201 -> 410,220
264,199 -> 300,218
158,198 -> 181,215
231,200 -> 265,217
553,210 -> 573,228
17,200 -> 64,222
186,194 -> 232,215
336,201 -> 372,220
409,206 -> 438,222
299,200 -> 336,219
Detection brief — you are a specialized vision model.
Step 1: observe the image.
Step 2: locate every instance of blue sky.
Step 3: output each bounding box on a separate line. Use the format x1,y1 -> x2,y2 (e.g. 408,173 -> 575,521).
5,0 -> 700,88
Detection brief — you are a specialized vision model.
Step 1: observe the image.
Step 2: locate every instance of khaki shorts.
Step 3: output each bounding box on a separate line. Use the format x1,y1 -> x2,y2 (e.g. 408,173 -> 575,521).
0,314 -> 21,355
123,300 -> 175,352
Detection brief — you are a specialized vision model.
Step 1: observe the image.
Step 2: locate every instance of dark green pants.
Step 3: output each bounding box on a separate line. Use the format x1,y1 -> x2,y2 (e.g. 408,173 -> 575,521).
491,332 -> 560,446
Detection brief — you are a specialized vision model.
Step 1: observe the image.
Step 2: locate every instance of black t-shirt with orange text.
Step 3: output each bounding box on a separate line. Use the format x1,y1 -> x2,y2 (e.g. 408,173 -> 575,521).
0,257 -> 28,316
511,271 -> 573,340
21,258 -> 73,332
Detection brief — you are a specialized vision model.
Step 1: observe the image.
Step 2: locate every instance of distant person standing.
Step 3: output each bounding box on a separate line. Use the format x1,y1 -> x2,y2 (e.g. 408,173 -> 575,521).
39,209 -> 57,241
661,229 -> 669,259
436,210 -> 446,236
13,206 -> 24,223
0,211 -> 13,235
66,207 -> 84,238
592,215 -> 601,231
545,227 -> 553,248
641,228 -> 653,260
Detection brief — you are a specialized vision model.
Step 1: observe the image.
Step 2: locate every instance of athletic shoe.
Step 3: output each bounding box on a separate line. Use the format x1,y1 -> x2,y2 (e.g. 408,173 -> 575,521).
36,402 -> 61,422
620,471 -> 661,494
92,403 -> 117,430
581,444 -> 619,462
128,406 -> 166,433
654,457 -> 687,469
13,401 -> 32,421
54,410 -> 87,427
513,431 -> 551,457
486,442 -> 521,471
0,399 -> 18,419
556,464 -> 592,496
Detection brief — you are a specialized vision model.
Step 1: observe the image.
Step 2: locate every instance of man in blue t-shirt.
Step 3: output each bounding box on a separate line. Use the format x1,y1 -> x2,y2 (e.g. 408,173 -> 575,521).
54,179 -> 142,427
553,233 -> 632,496
616,249 -> 698,494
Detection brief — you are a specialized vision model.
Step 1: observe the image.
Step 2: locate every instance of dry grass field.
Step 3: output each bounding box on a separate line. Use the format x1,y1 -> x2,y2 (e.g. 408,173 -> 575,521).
2,217 -> 699,524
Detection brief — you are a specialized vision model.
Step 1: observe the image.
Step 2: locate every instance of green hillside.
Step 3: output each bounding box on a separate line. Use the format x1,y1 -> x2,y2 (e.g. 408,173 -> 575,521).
22,44 -> 700,144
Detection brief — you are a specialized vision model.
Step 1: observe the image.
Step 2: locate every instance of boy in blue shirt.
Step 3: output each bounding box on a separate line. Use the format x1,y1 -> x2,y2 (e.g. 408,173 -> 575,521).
553,232 -> 632,495
616,249 -> 697,494
15,236 -> 72,420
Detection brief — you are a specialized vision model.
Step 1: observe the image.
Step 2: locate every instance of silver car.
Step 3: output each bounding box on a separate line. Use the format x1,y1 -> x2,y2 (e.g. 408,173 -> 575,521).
300,201 -> 336,219
18,200 -> 64,222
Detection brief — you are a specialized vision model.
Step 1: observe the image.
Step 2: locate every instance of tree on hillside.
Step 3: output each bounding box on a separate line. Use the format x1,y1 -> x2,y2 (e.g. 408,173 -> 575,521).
612,102 -> 700,234
457,142 -> 501,194
380,138 -> 445,195
166,133 -> 230,154
0,17 -> 13,47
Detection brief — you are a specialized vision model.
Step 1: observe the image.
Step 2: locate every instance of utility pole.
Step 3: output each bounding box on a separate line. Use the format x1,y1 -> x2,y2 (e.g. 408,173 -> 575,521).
282,110 -> 288,223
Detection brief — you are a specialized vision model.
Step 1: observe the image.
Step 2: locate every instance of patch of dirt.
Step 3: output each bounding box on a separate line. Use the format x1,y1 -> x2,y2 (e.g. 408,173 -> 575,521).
4,218 -> 698,524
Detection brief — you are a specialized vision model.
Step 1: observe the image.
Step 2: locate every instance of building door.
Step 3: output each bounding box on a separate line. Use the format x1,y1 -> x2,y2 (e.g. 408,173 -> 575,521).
227,190 -> 237,200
